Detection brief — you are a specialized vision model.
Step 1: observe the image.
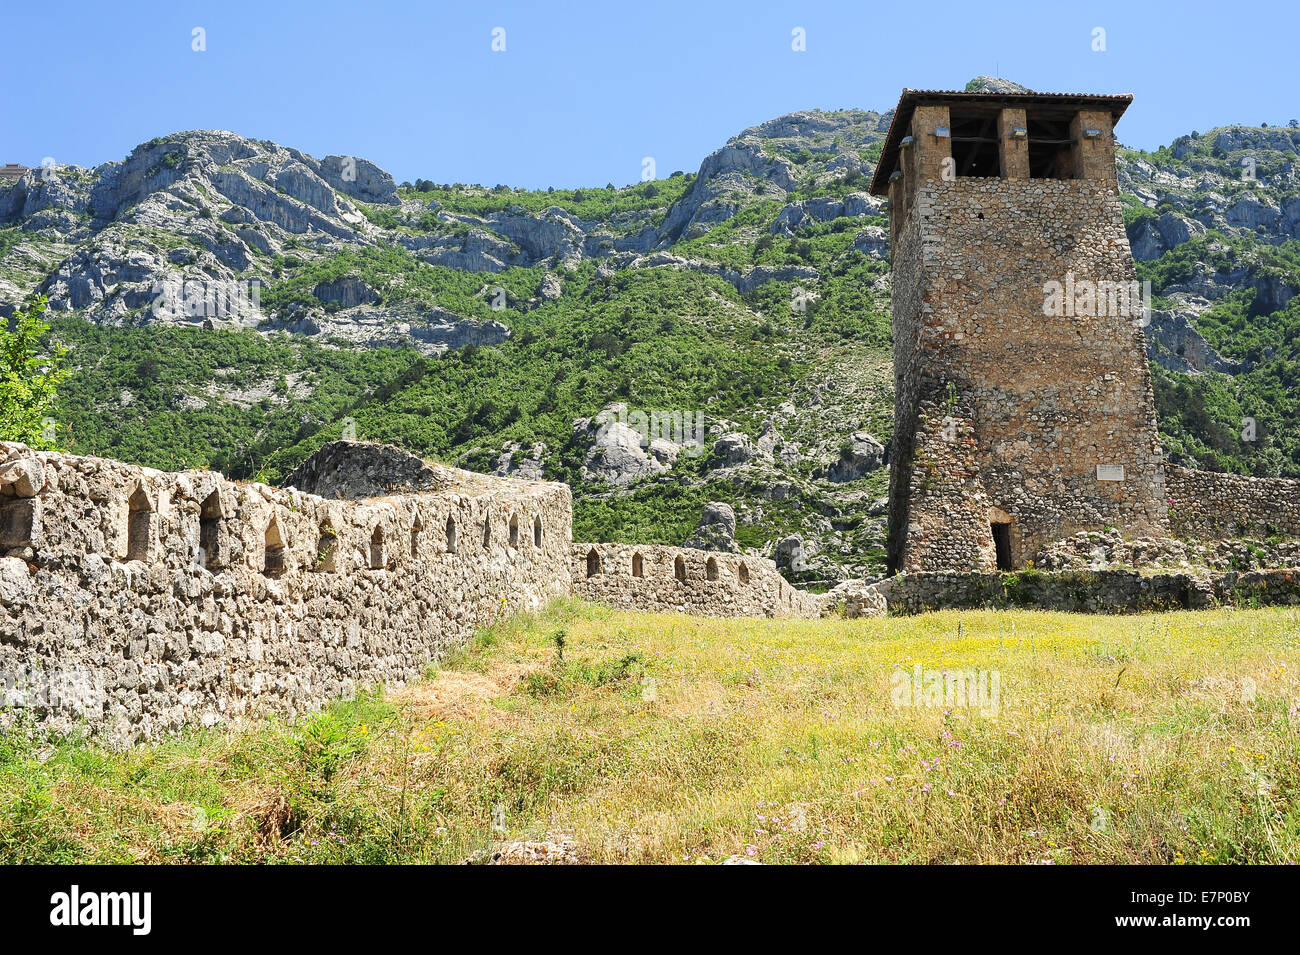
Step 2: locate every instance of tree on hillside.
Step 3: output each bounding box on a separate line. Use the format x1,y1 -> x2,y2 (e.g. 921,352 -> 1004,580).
0,296 -> 69,449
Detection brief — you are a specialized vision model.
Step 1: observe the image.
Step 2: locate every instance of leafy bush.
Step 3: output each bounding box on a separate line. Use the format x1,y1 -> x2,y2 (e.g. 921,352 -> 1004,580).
0,296 -> 69,448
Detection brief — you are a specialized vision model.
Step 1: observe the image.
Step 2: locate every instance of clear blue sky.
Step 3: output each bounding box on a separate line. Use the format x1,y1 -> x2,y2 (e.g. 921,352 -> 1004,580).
3,0 -> 1296,190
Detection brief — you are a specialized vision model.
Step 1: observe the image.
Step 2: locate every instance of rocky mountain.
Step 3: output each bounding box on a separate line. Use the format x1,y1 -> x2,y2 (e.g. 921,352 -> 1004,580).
2,80 -> 1298,585
1120,125 -> 1300,376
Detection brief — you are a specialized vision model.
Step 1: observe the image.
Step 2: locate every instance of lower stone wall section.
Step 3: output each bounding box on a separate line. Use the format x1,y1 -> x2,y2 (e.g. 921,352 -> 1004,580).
899,400 -> 996,573
1036,528 -> 1300,572
571,543 -> 822,618
878,568 -> 1300,615
1166,464 -> 1300,540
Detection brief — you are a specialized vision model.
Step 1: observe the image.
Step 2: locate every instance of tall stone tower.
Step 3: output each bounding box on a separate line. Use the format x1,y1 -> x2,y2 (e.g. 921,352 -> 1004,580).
869,88 -> 1169,574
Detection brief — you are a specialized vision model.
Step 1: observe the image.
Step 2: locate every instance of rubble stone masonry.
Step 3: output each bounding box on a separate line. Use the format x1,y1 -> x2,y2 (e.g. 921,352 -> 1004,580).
1165,464 -> 1300,540
0,440 -> 822,741
0,441 -> 575,740
571,543 -> 823,618
878,568 -> 1300,616
877,89 -> 1300,576
888,176 -> 1169,572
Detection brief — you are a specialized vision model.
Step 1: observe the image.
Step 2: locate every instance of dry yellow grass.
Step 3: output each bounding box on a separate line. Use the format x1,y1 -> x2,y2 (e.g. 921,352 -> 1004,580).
1,599 -> 1296,864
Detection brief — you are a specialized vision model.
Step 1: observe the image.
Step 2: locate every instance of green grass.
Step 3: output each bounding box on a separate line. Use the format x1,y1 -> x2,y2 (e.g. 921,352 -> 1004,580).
2,600 -> 1296,864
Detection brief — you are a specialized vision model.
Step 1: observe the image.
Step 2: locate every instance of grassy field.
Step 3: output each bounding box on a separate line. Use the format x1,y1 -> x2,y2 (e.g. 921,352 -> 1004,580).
1,601 -> 1297,864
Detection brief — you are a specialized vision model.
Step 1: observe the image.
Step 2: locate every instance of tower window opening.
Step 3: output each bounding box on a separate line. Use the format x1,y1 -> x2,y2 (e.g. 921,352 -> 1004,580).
948,110 -> 1001,179
1027,115 -> 1075,179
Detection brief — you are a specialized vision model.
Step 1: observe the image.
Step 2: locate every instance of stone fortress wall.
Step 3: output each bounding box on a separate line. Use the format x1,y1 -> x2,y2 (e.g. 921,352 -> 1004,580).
572,543 -> 823,618
0,440 -> 575,740
1165,464 -> 1300,541
0,440 -> 820,741
878,568 -> 1300,616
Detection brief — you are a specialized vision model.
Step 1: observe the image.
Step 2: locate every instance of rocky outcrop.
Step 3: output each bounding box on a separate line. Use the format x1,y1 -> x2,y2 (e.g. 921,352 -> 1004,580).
712,432 -> 765,467
852,225 -> 889,259
492,442 -> 547,481
312,276 -> 380,308
774,535 -> 807,573
1127,212 -> 1206,261
573,405 -> 670,486
629,252 -> 820,295
660,140 -> 798,241
0,166 -> 95,226
1253,273 -> 1297,314
312,153 -> 399,205
964,76 -> 1033,94
683,502 -> 739,552
1145,307 -> 1243,374
0,111 -> 886,359
1119,125 -> 1300,250
825,432 -> 885,483
769,193 -> 884,235
489,207 -> 586,265
265,303 -> 509,356
539,272 -> 563,300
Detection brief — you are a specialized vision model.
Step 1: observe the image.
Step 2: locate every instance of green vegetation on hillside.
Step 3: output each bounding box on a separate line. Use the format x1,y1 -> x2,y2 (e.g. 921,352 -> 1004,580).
262,245 -> 543,316
1139,236 -> 1300,476
261,265 -> 807,481
360,175 -> 698,235
9,113 -> 1300,572
51,317 -> 423,477
54,263 -> 814,502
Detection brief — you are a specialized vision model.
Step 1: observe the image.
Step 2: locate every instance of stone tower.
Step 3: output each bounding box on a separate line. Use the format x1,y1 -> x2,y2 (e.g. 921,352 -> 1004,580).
869,88 -> 1169,574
